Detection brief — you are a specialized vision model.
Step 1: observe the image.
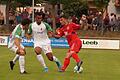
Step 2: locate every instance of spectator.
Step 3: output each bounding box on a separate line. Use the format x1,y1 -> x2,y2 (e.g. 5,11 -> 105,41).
9,12 -> 15,26
87,15 -> 93,30
117,17 -> 120,32
103,13 -> 110,32
96,12 -> 102,31
92,15 -> 97,30
72,15 -> 78,23
109,13 -> 115,31
16,13 -> 22,24
21,9 -> 29,20
79,14 -> 88,30
0,11 -> 4,25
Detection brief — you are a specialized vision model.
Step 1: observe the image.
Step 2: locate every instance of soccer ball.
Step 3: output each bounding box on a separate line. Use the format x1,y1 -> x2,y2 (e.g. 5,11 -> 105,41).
74,66 -> 83,73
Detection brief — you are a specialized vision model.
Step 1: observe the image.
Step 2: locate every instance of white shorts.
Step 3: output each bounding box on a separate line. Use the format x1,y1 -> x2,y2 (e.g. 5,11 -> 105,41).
8,44 -> 24,53
34,43 -> 52,54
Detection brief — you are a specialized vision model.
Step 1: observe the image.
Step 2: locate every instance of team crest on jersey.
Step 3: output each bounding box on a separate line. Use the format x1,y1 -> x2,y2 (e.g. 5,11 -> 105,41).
18,32 -> 21,36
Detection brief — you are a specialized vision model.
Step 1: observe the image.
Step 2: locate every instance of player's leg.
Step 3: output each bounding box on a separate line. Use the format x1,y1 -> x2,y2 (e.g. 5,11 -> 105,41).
9,54 -> 19,70
9,44 -> 26,73
71,51 -> 83,72
61,51 -> 71,72
70,39 -> 83,72
12,54 -> 19,64
43,45 -> 62,71
46,53 -> 62,71
60,42 -> 81,72
8,39 -> 20,70
9,45 -> 20,70
18,45 -> 27,74
34,46 -> 48,72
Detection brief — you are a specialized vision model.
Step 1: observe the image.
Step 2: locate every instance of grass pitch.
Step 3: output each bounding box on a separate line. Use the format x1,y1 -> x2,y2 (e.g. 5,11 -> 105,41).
0,46 -> 120,80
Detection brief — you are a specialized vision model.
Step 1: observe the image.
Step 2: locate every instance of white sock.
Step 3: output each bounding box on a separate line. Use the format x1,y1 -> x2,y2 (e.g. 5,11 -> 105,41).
19,56 -> 25,73
13,54 -> 19,64
53,56 -> 61,68
37,54 -> 47,68
53,56 -> 59,62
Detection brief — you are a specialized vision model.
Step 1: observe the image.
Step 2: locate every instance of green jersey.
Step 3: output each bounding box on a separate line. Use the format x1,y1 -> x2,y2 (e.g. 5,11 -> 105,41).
8,24 -> 25,48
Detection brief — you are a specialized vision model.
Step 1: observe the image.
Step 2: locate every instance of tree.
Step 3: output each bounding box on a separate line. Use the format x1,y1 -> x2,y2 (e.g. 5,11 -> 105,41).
15,0 -> 32,6
1,0 -> 88,30
61,0 -> 88,18
45,0 -> 88,30
44,0 -> 59,30
94,0 -> 109,11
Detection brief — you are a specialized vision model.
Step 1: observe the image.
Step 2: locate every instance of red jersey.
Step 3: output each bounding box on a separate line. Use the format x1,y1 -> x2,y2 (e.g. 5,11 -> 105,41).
57,22 -> 80,45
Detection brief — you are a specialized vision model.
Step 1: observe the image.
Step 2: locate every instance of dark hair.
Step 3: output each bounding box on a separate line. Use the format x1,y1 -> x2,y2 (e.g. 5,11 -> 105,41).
35,12 -> 45,19
21,18 -> 31,26
60,14 -> 69,19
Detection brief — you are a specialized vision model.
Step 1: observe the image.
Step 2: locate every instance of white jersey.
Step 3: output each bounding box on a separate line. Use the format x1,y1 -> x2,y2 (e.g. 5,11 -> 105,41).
8,24 -> 25,48
28,22 -> 53,45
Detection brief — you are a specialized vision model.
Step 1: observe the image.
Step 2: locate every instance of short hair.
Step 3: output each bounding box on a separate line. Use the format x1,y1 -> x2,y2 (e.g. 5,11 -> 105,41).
21,18 -> 31,26
35,12 -> 45,19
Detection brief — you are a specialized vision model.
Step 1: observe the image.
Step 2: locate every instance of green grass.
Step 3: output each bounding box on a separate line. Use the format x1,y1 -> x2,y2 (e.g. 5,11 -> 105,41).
0,46 -> 120,80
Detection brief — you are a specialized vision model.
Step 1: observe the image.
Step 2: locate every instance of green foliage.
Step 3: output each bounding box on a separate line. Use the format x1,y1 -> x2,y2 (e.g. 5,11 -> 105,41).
103,0 -> 110,4
15,0 -> 32,6
45,0 -> 88,17
62,0 -> 88,18
94,0 -> 110,7
45,0 -> 58,5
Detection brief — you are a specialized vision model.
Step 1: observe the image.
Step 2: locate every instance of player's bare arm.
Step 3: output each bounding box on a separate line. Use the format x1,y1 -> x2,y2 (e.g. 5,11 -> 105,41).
48,31 -> 54,38
14,38 -> 24,53
52,33 -> 61,39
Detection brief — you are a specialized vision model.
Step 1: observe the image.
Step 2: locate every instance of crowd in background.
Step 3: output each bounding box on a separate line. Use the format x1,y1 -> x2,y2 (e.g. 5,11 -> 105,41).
68,12 -> 120,32
0,9 -> 120,33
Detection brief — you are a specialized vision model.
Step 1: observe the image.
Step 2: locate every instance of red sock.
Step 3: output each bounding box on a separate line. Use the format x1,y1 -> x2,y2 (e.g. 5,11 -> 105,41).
62,58 -> 70,71
72,53 -> 80,63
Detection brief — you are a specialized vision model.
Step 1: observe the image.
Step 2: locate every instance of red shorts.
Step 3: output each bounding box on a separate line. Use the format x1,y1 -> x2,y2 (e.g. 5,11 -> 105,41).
68,38 -> 82,53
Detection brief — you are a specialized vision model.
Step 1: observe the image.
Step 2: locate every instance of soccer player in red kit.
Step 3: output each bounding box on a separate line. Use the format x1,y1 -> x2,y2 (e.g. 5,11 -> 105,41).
53,17 -> 83,72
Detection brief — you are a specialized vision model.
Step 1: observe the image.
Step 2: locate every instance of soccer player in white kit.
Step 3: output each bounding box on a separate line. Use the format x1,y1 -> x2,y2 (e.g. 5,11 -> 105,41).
27,12 -> 61,72
8,19 -> 31,74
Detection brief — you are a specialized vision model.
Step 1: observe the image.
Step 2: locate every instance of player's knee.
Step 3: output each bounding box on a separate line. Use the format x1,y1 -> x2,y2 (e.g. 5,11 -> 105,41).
46,53 -> 53,61
35,47 -> 42,54
47,55 -> 53,61
66,52 -> 73,58
17,49 -> 25,55
48,56 -> 53,61
19,50 -> 25,56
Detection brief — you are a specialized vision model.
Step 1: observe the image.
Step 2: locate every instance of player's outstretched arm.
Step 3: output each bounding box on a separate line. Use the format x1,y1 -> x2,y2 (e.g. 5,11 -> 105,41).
47,31 -> 61,39
48,31 -> 54,38
52,33 -> 61,39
